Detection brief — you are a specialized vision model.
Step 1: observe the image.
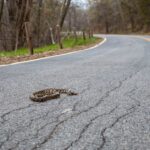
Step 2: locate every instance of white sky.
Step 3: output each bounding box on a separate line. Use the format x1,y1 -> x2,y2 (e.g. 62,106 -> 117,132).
72,0 -> 88,4
73,0 -> 87,2
72,0 -> 88,8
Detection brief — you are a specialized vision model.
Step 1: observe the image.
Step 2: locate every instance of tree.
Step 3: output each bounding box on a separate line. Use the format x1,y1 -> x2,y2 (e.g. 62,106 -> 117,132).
36,0 -> 43,46
56,0 -> 71,49
15,0 -> 33,51
59,0 -> 71,30
25,22 -> 33,55
0,0 -> 4,30
0,0 -> 74,51
138,0 -> 150,30
88,0 -> 150,33
88,0 -> 113,33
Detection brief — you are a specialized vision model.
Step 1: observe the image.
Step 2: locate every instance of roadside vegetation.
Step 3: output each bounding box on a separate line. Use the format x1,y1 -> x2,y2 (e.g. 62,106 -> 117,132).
0,37 -> 99,57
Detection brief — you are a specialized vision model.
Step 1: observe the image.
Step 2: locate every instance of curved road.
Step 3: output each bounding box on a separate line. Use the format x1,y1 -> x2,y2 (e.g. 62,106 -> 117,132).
0,35 -> 150,150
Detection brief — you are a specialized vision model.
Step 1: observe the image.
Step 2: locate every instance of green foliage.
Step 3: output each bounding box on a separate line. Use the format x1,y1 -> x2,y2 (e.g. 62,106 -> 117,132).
0,37 -> 99,57
138,0 -> 150,24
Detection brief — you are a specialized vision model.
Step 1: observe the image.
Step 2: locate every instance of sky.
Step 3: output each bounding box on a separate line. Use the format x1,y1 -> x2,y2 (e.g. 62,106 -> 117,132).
73,0 -> 87,2
72,0 -> 88,8
73,0 -> 88,4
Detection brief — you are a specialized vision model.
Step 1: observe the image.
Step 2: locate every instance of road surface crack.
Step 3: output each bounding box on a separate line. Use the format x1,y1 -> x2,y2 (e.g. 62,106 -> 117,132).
64,106 -> 118,150
97,106 -> 136,150
125,87 -> 141,107
0,103 -> 36,125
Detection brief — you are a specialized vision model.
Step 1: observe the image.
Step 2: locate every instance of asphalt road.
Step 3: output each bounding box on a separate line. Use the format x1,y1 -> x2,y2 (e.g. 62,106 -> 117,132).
0,35 -> 150,150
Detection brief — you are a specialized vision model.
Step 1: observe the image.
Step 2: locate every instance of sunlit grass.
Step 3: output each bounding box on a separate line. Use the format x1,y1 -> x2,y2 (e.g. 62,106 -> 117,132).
0,37 -> 100,57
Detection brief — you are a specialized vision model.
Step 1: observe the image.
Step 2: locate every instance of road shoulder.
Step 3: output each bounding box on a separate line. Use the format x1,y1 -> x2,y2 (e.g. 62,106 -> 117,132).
0,37 -> 106,67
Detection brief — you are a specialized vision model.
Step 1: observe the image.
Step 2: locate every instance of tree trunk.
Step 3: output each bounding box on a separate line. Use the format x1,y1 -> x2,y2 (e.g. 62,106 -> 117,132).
88,29 -> 91,39
91,29 -> 93,37
59,0 -> 71,30
25,22 -> 33,55
68,9 -> 72,32
15,0 -> 26,50
130,15 -> 135,32
73,26 -> 77,42
73,6 -> 77,29
82,30 -> 86,40
46,20 -> 55,44
50,27 -> 55,44
0,0 -> 4,30
105,20 -> 109,34
15,0 -> 33,51
37,0 -> 43,46
2,0 -> 13,50
15,29 -> 19,51
56,24 -> 63,49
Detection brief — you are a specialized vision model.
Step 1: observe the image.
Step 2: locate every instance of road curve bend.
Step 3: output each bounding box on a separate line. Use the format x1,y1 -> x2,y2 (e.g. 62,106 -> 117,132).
0,34 -> 150,150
